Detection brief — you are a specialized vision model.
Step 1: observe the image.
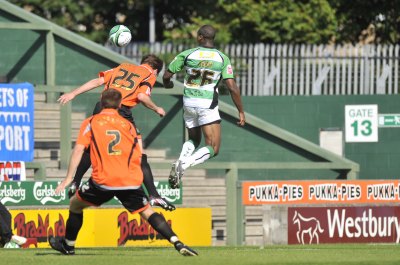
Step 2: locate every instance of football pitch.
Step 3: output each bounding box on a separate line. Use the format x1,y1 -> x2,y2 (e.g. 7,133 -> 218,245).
1,244 -> 400,265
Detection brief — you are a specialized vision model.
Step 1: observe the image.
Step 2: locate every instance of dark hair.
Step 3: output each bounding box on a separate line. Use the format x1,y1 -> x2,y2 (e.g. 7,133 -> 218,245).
141,54 -> 163,74
101,89 -> 122,109
197,25 -> 216,40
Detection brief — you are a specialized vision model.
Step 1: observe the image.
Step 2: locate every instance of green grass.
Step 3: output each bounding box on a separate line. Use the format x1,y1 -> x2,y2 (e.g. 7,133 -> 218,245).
1,244 -> 400,265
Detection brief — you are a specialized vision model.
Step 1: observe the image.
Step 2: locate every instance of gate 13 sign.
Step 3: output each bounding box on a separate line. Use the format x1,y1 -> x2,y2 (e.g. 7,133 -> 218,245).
345,104 -> 378,142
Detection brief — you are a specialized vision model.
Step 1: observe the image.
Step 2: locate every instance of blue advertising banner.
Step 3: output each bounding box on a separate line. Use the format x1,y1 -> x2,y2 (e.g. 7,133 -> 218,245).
0,83 -> 34,161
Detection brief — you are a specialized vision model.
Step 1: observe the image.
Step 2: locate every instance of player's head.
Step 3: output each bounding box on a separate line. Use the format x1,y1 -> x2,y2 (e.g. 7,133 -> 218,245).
197,25 -> 216,44
141,54 -> 163,75
101,89 -> 122,109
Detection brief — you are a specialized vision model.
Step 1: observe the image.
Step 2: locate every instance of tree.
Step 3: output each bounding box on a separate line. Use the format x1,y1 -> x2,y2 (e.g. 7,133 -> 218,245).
8,0 -> 149,43
330,0 -> 400,44
8,0 -> 400,44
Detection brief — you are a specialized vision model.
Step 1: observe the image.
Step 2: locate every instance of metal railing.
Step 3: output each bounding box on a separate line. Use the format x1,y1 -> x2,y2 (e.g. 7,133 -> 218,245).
114,42 -> 400,96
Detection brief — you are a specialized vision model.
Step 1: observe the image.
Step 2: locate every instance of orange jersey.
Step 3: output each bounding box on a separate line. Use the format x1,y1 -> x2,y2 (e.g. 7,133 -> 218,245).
76,109 -> 143,189
99,63 -> 157,108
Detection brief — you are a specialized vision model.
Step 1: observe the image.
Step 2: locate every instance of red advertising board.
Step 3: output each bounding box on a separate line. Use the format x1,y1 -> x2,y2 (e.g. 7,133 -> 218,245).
288,206 -> 400,244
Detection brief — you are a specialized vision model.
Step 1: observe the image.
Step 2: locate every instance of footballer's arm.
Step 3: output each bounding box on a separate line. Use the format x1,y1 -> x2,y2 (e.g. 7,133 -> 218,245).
55,144 -> 85,195
58,77 -> 105,105
224,78 -> 246,127
137,92 -> 165,117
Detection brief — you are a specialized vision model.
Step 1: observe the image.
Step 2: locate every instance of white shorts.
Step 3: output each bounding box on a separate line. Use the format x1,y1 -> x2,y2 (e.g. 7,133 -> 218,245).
183,106 -> 221,129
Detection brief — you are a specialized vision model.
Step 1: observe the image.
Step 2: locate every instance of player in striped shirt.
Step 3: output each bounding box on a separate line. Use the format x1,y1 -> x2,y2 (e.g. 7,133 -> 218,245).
163,25 -> 246,189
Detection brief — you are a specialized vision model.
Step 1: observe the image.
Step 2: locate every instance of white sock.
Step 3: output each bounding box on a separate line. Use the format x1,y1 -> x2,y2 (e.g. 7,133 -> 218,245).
178,140 -> 195,161
170,236 -> 179,244
181,146 -> 215,170
65,239 -> 76,247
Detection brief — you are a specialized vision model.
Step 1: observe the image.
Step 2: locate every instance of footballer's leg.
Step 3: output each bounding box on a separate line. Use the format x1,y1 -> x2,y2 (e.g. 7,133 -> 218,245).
169,125 -> 201,189
118,189 -> 197,256
49,179 -> 111,255
142,154 -> 176,211
180,122 -> 220,169
141,207 -> 198,256
48,195 -> 89,255
68,149 -> 90,198
136,132 -> 175,211
180,122 -> 220,170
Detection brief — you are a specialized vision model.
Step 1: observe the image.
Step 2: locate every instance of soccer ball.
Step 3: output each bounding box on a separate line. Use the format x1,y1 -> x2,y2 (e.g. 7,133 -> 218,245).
108,25 -> 132,47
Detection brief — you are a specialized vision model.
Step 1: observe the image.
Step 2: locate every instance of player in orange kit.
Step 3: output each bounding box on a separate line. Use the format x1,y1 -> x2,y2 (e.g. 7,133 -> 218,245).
58,54 -> 175,211
49,89 -> 197,256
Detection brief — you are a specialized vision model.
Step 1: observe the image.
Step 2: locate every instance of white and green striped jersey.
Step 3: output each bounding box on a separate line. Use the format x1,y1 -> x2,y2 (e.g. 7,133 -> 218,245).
168,47 -> 234,109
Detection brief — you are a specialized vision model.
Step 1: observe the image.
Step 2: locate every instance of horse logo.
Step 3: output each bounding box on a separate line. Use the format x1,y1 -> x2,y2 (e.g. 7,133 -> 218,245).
292,211 -> 324,244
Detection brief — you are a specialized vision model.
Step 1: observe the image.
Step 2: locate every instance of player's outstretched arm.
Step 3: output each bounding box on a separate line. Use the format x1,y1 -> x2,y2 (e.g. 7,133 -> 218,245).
55,144 -> 85,195
224,78 -> 246,127
58,77 -> 105,105
137,93 -> 166,117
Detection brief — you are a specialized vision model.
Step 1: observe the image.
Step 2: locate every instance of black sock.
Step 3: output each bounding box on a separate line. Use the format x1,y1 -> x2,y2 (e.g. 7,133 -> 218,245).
141,154 -> 160,197
65,211 -> 83,241
147,213 -> 176,241
73,150 -> 91,186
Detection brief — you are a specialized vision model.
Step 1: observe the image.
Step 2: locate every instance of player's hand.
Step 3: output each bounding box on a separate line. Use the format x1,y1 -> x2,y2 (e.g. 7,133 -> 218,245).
155,107 -> 166,117
55,178 -> 72,195
58,93 -> 75,105
149,196 -> 176,211
163,80 -> 174,89
237,112 -> 246,127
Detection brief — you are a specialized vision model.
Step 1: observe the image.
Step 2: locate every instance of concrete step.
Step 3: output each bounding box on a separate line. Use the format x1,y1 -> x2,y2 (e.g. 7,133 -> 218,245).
245,205 -> 264,215
182,196 -> 226,207
34,102 -> 61,110
34,93 -> 46,102
34,149 -> 56,158
35,120 -> 82,129
34,111 -> 86,121
183,177 -> 225,187
151,168 -> 208,178
34,129 -> 79,140
183,186 -> 225,196
211,222 -> 263,245
45,168 -> 92,179
33,160 -> 59,169
210,206 -> 264,222
144,149 -> 167,159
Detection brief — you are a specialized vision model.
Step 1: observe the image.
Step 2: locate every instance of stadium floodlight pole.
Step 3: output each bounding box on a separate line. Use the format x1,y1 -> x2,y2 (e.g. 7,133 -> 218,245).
149,0 -> 155,43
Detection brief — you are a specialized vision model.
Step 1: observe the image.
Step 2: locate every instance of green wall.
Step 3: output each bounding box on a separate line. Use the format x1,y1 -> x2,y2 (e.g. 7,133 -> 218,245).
2,7 -> 398,181
225,95 -> 400,180
0,20 -> 116,85
0,28 -> 45,83
73,93 -> 400,180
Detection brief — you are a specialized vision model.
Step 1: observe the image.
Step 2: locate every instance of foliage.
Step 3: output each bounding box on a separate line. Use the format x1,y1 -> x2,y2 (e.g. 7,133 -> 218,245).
8,0 -> 400,44
217,0 -> 337,44
329,0 -> 400,44
8,0 -> 147,44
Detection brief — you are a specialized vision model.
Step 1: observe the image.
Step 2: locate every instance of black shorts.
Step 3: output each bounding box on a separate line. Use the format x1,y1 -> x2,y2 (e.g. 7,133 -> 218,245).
77,178 -> 149,213
92,101 -> 141,136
